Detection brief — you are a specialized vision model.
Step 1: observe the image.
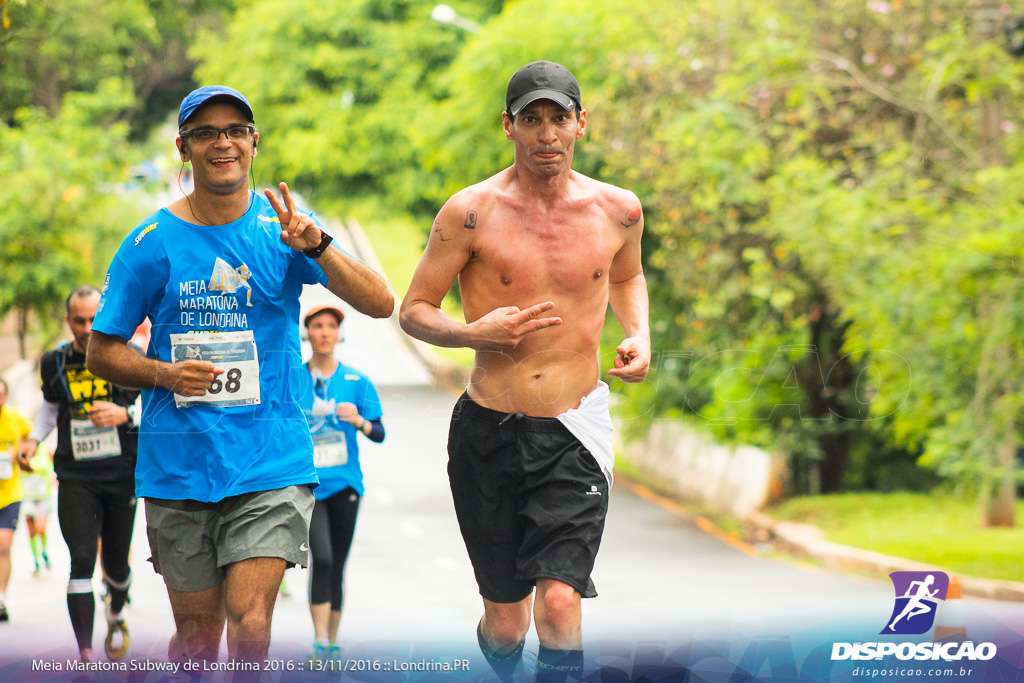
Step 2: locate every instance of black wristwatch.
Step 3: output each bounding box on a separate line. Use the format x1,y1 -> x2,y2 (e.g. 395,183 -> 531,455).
302,230 -> 334,259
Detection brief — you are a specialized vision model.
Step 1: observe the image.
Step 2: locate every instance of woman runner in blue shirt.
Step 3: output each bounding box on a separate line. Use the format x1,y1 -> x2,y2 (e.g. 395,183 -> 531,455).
300,305 -> 385,663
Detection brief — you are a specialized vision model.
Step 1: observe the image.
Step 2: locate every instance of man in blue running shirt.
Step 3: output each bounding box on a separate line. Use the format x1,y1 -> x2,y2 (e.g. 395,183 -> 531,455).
87,85 -> 393,666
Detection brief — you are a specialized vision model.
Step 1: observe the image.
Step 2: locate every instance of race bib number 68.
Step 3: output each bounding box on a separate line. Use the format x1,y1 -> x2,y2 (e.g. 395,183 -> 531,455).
170,330 -> 261,408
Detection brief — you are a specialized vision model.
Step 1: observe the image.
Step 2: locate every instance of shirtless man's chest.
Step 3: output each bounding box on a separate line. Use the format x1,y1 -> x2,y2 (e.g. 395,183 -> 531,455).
459,192 -> 627,414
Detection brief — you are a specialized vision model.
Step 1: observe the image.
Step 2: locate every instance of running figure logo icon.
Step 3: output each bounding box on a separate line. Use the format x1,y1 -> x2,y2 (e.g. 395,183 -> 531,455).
881,571 -> 949,635
209,257 -> 255,307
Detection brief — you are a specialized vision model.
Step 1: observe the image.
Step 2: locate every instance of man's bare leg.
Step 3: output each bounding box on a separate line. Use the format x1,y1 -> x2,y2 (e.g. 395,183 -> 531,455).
166,583 -> 226,666
224,557 -> 286,662
478,594 -> 532,681
533,578 -> 584,680
482,595 -> 532,652
533,579 -> 581,648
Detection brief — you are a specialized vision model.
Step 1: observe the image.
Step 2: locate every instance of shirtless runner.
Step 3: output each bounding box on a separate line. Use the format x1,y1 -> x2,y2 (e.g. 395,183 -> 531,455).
400,60 -> 650,682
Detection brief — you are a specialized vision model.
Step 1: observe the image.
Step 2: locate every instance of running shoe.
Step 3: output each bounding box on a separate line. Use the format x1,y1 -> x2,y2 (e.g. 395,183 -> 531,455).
308,641 -> 328,666
328,644 -> 343,662
0,602 -> 8,622
101,578 -> 130,605
42,552 -> 50,570
103,597 -> 130,660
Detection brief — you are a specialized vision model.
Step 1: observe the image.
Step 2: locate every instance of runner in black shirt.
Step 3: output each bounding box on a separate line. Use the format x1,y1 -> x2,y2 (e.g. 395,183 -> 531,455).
17,285 -> 139,663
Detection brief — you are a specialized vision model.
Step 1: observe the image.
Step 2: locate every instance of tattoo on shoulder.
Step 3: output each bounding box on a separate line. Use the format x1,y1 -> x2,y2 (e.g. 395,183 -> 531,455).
620,207 -> 641,228
433,221 -> 451,242
464,211 -> 478,230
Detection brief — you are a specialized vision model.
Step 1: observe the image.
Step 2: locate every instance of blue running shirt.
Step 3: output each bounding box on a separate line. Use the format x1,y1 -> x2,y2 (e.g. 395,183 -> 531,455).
93,192 -> 330,502
300,362 -> 382,499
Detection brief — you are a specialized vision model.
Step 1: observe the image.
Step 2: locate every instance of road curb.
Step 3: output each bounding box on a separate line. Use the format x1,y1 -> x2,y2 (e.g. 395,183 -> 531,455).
748,511 -> 1024,602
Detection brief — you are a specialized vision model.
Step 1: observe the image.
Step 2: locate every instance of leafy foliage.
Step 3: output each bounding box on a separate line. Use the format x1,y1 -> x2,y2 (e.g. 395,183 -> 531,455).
0,0 -> 236,354
398,0 -> 1022,505
0,0 -> 236,136
584,0 -> 1023,508
5,0 -> 1023,520
0,82 -> 144,351
188,0 -> 503,216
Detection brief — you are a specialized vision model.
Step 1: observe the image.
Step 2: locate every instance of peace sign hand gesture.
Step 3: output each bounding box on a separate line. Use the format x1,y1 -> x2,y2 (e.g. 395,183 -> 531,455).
265,182 -> 325,252
468,301 -> 563,351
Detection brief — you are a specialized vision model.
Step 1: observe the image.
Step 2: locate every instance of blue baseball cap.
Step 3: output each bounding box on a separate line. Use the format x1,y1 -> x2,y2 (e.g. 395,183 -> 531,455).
178,85 -> 254,127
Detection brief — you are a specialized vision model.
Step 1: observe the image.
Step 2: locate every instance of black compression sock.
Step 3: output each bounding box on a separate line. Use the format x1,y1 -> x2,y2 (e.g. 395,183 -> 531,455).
106,571 -> 132,614
67,592 -> 95,651
536,645 -> 583,682
476,621 -> 524,682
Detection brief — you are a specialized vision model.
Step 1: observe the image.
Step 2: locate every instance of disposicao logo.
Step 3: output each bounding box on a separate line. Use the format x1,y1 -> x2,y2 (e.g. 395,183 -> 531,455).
830,570 -> 998,663
882,571 -> 948,635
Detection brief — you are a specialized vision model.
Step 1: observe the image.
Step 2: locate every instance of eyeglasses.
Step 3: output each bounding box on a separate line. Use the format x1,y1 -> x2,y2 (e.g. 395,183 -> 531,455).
180,125 -> 255,144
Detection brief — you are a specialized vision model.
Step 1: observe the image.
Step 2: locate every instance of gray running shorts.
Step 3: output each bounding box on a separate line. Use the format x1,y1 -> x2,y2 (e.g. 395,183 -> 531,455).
145,485 -> 314,592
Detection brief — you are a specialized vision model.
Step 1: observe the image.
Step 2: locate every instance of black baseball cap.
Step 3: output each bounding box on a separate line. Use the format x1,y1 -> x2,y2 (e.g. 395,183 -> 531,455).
505,61 -> 582,117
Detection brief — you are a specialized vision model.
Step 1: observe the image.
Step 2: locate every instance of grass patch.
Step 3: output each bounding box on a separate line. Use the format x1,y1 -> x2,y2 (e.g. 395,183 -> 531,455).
769,492 -> 1024,582
346,198 -> 426,303
432,345 -> 476,368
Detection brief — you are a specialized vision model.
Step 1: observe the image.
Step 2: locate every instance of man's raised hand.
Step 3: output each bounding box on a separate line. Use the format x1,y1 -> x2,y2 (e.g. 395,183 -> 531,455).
265,182 -> 324,252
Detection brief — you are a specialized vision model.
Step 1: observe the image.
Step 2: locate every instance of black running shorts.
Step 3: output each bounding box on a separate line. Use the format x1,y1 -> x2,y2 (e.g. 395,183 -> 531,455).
447,392 -> 609,603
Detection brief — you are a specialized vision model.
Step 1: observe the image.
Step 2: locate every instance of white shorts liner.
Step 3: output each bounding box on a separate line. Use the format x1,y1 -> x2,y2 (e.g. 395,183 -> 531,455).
556,381 -> 615,487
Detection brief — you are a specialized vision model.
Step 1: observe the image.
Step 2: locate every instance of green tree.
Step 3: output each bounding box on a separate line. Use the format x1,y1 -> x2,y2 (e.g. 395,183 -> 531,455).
416,0 -> 1024,512
405,0 -> 897,494
187,0 -> 1024,522
588,0 -> 1024,519
0,81 -> 143,355
0,0 -> 236,137
188,0 -> 502,217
